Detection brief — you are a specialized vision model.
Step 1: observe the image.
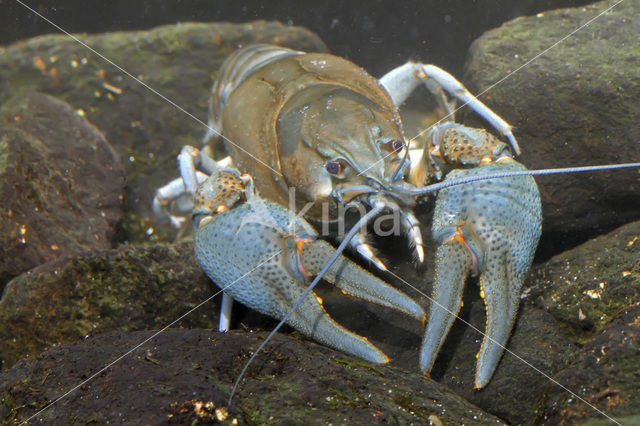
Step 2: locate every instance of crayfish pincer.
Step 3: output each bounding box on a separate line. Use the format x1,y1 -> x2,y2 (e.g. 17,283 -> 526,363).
419,124 -> 542,388
191,161 -> 425,364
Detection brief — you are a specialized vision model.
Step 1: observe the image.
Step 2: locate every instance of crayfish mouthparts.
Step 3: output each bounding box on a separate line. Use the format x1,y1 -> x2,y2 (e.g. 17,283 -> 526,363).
341,193 -> 426,265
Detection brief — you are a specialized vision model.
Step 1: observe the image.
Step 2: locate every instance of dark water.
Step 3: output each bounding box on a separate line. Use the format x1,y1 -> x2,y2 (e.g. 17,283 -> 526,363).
2,0 -> 593,76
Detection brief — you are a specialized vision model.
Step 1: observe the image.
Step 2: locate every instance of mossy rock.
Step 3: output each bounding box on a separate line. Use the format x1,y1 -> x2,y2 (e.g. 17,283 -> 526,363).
526,219 -> 640,333
0,242 -> 215,371
463,0 -> 640,247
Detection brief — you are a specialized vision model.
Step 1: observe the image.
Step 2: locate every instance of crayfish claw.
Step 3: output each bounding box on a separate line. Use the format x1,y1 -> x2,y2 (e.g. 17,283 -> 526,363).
474,250 -> 519,388
419,235 -> 471,374
193,173 -> 425,364
300,239 -> 425,322
421,158 -> 541,387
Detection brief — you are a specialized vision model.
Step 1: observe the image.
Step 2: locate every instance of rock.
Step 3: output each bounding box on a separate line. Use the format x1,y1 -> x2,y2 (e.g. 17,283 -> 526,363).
462,0 -> 640,249
526,219 -> 640,333
540,304 -> 640,424
432,302 -> 574,425
0,243 -> 216,370
0,91 -> 124,289
524,219 -> 640,423
0,329 -> 504,424
0,22 -> 328,242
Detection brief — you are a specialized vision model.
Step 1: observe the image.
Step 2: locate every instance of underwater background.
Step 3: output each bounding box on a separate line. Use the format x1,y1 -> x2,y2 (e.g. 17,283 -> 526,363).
0,0 -> 639,424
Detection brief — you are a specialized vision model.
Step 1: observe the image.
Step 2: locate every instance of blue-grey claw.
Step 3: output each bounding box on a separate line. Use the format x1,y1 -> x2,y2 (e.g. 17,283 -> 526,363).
193,172 -> 425,364
420,158 -> 541,388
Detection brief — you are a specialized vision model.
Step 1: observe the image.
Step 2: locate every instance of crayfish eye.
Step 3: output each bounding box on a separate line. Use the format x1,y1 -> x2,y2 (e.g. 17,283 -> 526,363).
383,139 -> 405,154
325,161 -> 342,175
391,139 -> 405,153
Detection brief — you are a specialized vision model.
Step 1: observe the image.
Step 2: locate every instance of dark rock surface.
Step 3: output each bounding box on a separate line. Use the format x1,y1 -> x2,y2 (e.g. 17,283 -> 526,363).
540,304 -> 640,425
434,304 -> 574,425
524,219 -> 640,424
0,91 -> 124,289
0,21 -> 327,241
0,329 -> 504,425
0,243 -> 215,371
527,219 -> 640,333
463,0 -> 640,251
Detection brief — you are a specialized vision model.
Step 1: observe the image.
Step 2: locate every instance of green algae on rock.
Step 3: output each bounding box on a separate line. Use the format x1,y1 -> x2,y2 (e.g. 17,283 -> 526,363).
540,304 -> 640,424
527,220 -> 640,333
0,243 -> 215,370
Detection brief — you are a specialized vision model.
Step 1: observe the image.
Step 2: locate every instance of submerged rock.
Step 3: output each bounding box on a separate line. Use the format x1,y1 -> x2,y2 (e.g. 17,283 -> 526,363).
0,329 -> 504,424
433,304 -> 574,425
463,0 -> 640,250
0,91 -> 124,289
541,304 -> 640,424
527,219 -> 640,333
0,21 -> 327,242
0,243 -> 215,370
525,219 -> 640,423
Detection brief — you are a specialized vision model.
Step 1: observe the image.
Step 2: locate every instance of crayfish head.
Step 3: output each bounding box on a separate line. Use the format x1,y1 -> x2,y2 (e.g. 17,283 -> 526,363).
277,87 -> 411,222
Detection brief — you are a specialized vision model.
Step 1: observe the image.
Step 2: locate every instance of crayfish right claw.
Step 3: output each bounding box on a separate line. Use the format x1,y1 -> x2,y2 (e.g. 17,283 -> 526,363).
194,181 -> 425,365
300,239 -> 425,322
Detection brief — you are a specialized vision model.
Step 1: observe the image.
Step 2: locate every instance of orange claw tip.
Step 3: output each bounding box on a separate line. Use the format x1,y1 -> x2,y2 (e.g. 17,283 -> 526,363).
289,235 -> 314,280
416,245 -> 425,263
473,381 -> 487,390
369,255 -> 388,271
375,260 -> 389,272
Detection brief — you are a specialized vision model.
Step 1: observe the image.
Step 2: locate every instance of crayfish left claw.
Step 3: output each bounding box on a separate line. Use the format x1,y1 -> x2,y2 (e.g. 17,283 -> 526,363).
420,158 -> 541,388
419,232 -> 472,374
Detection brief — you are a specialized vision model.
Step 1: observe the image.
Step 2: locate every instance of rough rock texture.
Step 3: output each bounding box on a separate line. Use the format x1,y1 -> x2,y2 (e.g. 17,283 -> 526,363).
0,243 -> 215,371
462,0 -> 640,249
433,304 -> 574,425
0,329 -> 504,425
0,21 -> 327,242
527,220 -> 640,332
525,219 -> 640,424
0,91 -> 124,289
541,304 -> 640,425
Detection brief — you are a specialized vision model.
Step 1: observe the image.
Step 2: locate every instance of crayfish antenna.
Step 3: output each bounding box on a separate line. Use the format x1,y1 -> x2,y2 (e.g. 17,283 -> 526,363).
405,162 -> 640,197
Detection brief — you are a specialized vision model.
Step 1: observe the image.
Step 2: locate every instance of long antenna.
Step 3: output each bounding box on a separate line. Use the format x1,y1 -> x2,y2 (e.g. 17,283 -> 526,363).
401,162 -> 640,196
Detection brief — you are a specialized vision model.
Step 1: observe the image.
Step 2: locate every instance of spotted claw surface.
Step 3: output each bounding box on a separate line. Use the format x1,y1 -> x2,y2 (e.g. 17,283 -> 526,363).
193,171 -> 425,364
420,157 -> 542,388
